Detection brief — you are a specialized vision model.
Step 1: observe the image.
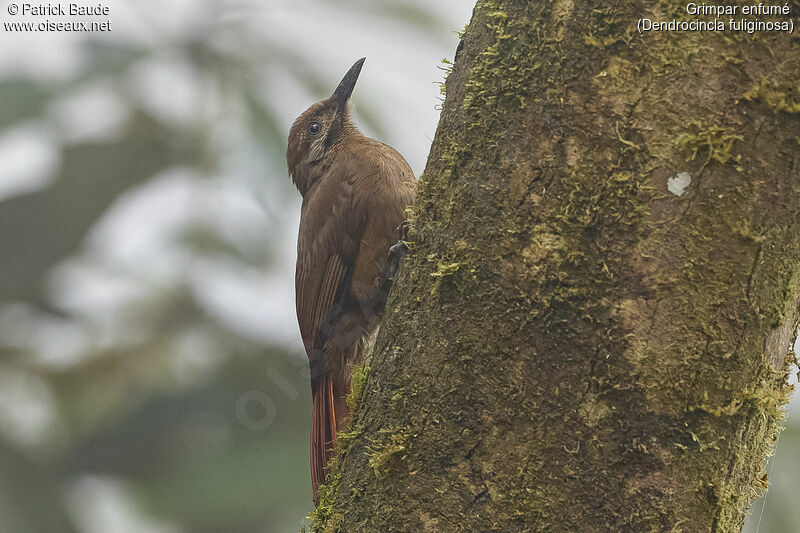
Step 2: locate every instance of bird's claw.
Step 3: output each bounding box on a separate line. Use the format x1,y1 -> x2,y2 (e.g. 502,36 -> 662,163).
384,241 -> 408,282
389,240 -> 409,261
397,220 -> 411,242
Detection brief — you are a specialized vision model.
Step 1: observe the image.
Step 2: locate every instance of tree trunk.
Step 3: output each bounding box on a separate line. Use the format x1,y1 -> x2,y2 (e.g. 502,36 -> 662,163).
313,1 -> 800,531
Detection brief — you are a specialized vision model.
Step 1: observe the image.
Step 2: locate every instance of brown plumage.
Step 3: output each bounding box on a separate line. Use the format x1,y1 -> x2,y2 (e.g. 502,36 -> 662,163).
286,58 -> 416,505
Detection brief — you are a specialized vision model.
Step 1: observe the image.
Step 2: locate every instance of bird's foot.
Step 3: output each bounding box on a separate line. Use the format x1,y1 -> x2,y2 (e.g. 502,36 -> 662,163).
397,220 -> 411,241
384,220 -> 412,281
384,240 -> 408,282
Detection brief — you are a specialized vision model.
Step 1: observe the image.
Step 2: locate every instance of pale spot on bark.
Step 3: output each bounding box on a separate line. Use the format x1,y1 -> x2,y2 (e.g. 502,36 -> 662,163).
667,172 -> 691,196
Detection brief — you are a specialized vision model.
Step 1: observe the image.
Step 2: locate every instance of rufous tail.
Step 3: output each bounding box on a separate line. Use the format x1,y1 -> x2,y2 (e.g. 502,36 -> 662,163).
311,375 -> 337,505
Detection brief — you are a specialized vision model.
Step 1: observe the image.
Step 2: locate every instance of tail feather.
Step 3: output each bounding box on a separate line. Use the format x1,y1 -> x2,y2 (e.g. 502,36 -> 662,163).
311,375 -> 338,505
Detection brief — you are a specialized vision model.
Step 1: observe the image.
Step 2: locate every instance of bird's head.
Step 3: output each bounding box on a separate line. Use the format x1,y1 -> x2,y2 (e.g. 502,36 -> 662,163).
287,57 -> 366,195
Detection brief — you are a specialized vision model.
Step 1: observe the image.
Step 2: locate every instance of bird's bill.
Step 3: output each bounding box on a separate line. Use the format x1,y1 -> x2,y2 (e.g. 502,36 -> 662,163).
332,57 -> 366,110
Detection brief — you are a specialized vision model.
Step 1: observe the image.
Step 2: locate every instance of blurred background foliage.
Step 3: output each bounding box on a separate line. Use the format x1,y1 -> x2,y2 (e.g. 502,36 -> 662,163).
0,1 -> 796,532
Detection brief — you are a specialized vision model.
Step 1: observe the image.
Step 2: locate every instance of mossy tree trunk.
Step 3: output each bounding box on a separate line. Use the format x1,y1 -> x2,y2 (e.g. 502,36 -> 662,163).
313,1 -> 800,531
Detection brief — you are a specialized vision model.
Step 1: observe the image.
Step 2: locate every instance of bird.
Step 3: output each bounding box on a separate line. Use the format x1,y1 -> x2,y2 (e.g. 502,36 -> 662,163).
286,57 -> 416,505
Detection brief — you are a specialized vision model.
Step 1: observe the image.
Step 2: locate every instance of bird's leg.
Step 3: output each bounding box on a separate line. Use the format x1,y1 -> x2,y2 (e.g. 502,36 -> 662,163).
386,220 -> 411,272
384,220 -> 411,282
397,219 -> 411,241
386,240 -> 408,275
365,221 -> 412,317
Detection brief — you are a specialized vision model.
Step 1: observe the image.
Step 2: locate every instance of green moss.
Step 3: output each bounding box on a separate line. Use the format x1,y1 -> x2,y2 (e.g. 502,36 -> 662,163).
744,77 -> 800,114
428,256 -> 460,278
311,363 -> 371,530
436,58 -> 453,100
390,387 -> 405,410
310,423 -> 365,531
461,1 -> 541,126
427,253 -> 460,295
309,455 -> 344,530
367,429 -> 410,479
584,32 -> 621,48
673,122 -> 743,166
346,364 -> 370,413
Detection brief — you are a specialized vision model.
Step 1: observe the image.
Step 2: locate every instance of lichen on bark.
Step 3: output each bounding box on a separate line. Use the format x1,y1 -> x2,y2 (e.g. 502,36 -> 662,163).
313,1 -> 800,531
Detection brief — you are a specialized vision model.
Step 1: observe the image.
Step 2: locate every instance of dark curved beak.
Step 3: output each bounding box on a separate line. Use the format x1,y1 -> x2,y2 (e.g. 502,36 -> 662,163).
332,57 -> 366,111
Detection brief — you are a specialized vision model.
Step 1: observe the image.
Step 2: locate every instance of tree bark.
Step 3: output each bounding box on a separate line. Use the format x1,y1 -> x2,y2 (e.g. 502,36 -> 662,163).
313,1 -> 800,531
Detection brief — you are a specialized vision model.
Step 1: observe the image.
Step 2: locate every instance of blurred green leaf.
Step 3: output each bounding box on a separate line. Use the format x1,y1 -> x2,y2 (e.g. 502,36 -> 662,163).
64,347 -> 312,532
0,438 -> 77,533
329,0 -> 449,38
245,89 -> 288,166
0,80 -> 50,130
744,422 -> 800,533
0,114 -> 178,305
81,42 -> 148,80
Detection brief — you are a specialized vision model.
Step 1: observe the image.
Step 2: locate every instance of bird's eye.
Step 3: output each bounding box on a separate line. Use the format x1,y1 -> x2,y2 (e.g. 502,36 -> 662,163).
308,122 -> 322,135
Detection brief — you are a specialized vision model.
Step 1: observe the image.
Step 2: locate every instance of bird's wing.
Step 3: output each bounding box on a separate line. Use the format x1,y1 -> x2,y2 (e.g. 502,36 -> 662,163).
295,170 -> 365,391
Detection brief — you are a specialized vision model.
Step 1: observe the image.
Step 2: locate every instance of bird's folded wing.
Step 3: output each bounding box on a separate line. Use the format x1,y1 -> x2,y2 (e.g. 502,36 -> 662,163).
295,173 -> 367,393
